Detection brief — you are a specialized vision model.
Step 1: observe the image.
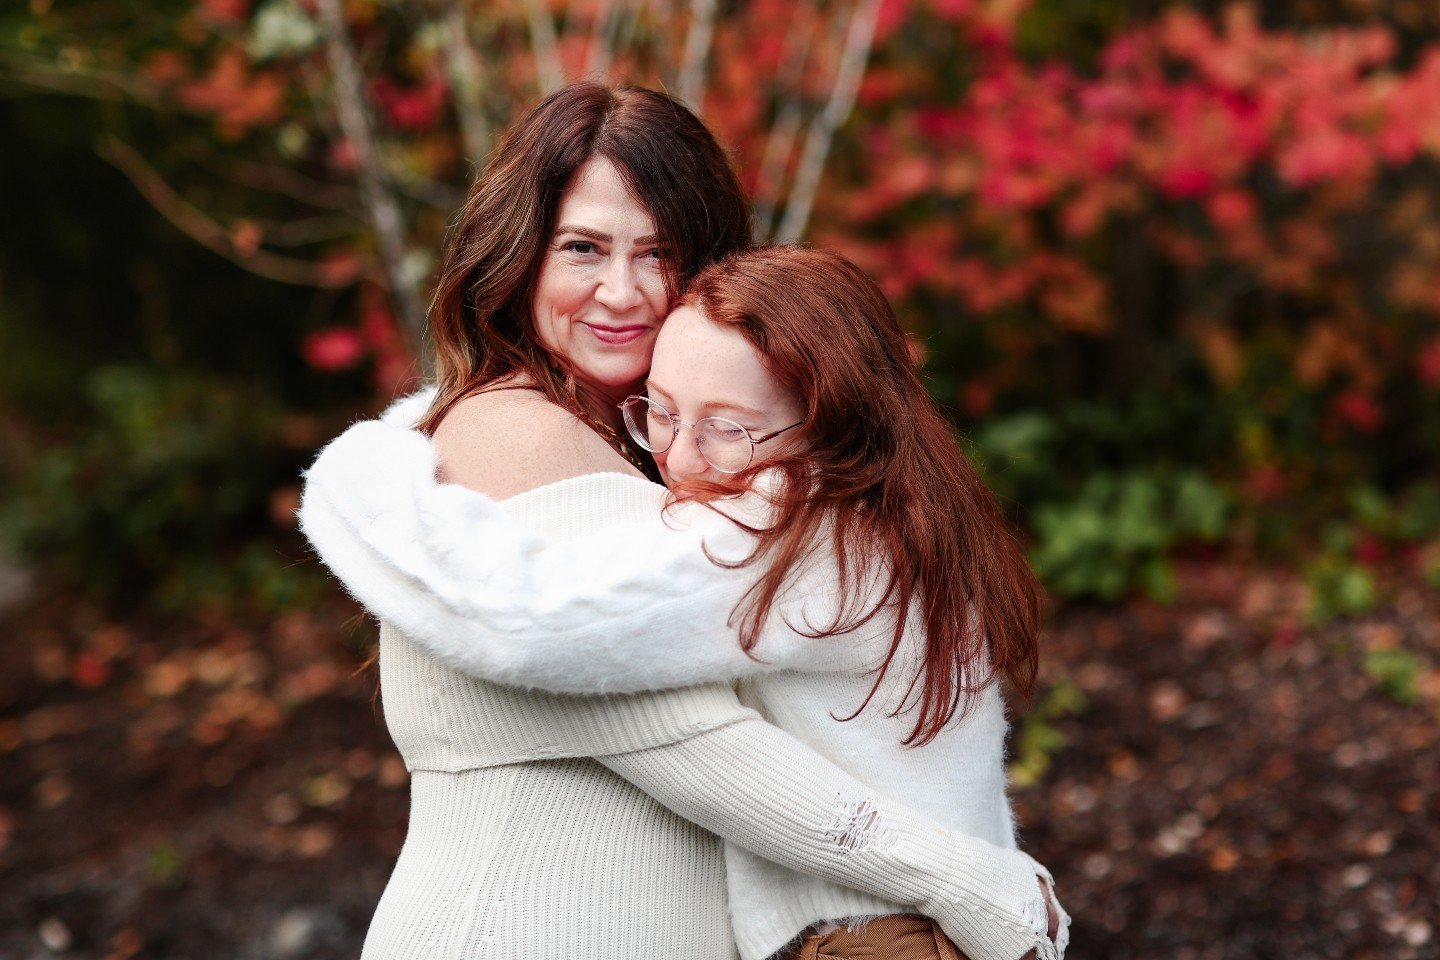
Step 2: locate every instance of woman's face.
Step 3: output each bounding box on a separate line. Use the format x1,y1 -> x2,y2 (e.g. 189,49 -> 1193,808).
532,157 -> 669,404
646,304 -> 807,487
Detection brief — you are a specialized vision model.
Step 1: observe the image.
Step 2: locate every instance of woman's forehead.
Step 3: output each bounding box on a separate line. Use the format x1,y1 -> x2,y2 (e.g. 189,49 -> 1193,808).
556,157 -> 655,237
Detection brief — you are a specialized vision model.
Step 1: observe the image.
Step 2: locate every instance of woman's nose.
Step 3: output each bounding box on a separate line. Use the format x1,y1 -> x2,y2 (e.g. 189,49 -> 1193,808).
593,257 -> 643,313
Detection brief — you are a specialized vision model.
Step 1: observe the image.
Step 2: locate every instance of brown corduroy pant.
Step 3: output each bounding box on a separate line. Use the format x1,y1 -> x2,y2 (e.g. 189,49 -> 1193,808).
783,914 -> 968,960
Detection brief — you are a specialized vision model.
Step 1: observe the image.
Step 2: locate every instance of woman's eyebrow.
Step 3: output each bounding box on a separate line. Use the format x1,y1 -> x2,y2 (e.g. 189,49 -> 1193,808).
554,225 -> 660,245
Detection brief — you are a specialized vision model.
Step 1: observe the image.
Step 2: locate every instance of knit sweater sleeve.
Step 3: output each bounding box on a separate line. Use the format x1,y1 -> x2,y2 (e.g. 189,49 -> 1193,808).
298,409 -> 886,695
299,395 -> 1070,958
597,714 -> 1067,960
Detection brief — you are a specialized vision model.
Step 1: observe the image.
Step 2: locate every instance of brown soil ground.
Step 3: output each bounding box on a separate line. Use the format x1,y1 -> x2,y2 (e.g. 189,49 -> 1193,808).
1,561 -> 1436,959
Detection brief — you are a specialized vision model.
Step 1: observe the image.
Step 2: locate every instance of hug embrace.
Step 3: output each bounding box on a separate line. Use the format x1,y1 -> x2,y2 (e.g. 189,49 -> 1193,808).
298,81 -> 1071,960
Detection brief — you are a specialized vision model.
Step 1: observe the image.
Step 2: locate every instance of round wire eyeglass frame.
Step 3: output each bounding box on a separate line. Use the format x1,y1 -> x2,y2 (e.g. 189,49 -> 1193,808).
619,395 -> 806,474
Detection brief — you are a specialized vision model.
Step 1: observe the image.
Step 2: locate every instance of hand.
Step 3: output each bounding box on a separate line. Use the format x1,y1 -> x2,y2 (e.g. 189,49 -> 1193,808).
923,841 -> 1069,960
1018,853 -> 1069,960
1015,875 -> 1062,960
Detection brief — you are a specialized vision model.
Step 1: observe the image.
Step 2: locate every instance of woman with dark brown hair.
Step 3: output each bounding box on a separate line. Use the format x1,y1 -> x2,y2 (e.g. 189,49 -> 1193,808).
301,82 -> 1063,960
417,78 -> 751,452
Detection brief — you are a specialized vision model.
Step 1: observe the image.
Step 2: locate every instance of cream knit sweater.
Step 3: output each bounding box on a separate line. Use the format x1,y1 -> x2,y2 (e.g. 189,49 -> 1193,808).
299,391 -> 1067,960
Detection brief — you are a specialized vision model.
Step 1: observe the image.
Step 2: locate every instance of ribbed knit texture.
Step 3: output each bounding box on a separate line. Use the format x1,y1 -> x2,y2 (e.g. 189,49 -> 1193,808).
381,622 -> 752,770
359,489 -> 746,959
599,719 -> 1060,960
361,764 -> 733,957
717,668 -> 1017,959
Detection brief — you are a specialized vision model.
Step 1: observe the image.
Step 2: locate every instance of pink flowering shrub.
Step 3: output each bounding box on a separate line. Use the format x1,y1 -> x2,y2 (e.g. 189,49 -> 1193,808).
806,5 -> 1440,551
19,0 -> 1438,579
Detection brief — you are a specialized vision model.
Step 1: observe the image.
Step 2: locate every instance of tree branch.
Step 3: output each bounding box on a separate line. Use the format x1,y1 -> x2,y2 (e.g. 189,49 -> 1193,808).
585,0 -> 625,79
676,0 -> 717,112
177,140 -> 362,213
316,0 -> 429,353
393,174 -> 467,211
775,0 -> 882,244
645,0 -> 677,81
257,214 -> 364,246
97,137 -> 342,287
0,53 -> 162,107
752,0 -> 820,240
524,0 -> 565,95
439,0 -> 492,168
228,158 -> 358,211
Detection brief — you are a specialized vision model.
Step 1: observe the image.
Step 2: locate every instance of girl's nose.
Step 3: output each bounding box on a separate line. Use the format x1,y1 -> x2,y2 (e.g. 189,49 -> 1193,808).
664,426 -> 710,480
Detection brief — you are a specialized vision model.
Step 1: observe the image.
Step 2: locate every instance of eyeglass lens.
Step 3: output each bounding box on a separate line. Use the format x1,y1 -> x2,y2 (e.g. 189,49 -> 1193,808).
620,396 -> 755,474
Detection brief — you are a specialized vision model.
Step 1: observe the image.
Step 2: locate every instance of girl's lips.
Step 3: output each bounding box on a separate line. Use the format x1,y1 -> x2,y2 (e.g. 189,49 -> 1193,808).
581,323 -> 650,346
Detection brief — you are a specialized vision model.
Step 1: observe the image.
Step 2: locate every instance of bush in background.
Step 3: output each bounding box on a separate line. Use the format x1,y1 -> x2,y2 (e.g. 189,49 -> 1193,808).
3,0 -> 1438,611
0,366 -> 321,613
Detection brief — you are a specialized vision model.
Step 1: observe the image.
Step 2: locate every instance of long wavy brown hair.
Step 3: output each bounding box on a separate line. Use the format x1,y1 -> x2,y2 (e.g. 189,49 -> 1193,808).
677,247 -> 1043,746
419,81 -> 752,434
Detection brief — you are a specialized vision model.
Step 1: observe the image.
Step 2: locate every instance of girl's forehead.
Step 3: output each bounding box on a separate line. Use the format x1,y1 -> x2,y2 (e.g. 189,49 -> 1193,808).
654,306 -> 749,365
652,307 -> 793,411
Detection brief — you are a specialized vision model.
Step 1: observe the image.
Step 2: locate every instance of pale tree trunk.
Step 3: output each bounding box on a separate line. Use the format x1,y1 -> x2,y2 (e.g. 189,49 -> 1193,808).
439,0 -> 492,169
585,0 -> 625,77
676,0 -> 717,112
524,0 -> 565,94
775,0 -> 882,244
317,0 -> 430,358
752,0 -> 820,241
645,0 -> 677,80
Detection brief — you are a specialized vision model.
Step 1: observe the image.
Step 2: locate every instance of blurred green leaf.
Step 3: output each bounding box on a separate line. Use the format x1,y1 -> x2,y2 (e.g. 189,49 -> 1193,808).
1397,485 -> 1440,541
247,0 -> 320,61
1306,556 -> 1378,624
1010,676 -> 1087,788
146,841 -> 186,888
1363,647 -> 1422,706
1029,469 -> 1231,602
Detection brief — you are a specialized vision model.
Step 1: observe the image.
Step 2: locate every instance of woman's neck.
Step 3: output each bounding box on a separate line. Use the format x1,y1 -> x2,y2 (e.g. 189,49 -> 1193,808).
575,378 -> 638,434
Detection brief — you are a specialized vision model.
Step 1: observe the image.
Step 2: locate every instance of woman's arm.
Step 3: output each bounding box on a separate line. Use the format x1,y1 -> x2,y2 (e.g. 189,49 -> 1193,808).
596,714 -> 1067,960
300,394 -> 1068,958
298,399 -> 882,694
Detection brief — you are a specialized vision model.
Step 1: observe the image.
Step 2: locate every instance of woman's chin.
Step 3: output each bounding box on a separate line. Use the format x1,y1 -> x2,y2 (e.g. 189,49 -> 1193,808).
572,358 -> 650,399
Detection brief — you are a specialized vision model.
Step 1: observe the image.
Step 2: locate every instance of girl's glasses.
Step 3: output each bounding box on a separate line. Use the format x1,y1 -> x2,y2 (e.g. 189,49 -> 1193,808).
619,395 -> 805,474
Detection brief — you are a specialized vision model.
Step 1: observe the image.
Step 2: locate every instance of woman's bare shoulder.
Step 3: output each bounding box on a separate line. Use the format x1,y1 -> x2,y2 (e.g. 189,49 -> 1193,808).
432,388 -> 640,499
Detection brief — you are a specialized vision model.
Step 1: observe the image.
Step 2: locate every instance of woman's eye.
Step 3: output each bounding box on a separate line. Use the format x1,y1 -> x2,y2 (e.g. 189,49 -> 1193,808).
563,241 -> 599,255
646,408 -> 670,426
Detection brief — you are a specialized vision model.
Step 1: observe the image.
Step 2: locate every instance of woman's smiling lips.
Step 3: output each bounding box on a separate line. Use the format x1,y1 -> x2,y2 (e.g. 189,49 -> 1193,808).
580,322 -> 651,345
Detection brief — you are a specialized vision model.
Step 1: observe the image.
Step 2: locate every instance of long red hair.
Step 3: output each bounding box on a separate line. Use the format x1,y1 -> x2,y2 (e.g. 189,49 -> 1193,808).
677,247 -> 1042,746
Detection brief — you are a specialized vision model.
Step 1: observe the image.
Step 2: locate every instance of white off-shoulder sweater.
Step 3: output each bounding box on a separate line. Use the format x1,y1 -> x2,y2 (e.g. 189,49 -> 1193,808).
299,390 -> 1068,960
